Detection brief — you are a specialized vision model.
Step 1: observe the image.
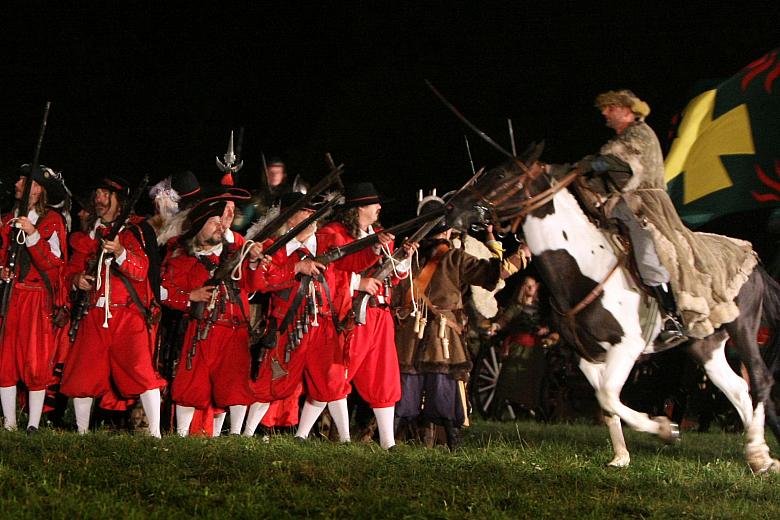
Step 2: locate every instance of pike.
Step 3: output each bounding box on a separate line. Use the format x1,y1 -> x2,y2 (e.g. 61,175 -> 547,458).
0,102 -> 52,333
215,130 -> 244,174
68,175 -> 150,342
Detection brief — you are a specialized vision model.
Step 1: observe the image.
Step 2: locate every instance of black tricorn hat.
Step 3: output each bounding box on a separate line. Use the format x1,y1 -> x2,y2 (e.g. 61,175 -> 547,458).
341,182 -> 382,209
171,170 -> 201,207
20,163 -> 68,206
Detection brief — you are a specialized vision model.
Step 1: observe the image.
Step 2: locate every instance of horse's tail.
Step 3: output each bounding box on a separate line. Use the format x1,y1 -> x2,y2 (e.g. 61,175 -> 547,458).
759,266 -> 780,372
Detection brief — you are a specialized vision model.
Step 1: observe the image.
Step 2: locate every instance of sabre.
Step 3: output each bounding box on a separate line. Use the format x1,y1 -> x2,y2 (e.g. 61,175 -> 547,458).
425,80 -> 514,160
507,118 -> 517,157
464,135 -> 476,176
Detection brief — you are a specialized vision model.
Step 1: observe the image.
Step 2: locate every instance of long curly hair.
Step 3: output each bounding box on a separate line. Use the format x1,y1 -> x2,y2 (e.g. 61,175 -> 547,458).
333,207 -> 363,238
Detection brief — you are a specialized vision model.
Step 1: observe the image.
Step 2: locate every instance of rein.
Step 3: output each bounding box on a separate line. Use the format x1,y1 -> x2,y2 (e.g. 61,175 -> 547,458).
549,255 -> 626,362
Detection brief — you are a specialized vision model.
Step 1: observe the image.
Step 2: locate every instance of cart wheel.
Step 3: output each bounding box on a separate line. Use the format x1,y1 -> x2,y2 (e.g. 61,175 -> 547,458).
472,344 -> 514,420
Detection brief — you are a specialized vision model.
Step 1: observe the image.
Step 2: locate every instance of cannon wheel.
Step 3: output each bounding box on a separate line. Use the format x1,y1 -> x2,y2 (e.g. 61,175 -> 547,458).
471,344 -> 516,421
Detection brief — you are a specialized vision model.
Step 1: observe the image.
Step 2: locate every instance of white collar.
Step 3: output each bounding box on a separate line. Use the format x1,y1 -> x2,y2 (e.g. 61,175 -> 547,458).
195,242 -> 223,258
358,224 -> 374,239
286,233 -> 317,257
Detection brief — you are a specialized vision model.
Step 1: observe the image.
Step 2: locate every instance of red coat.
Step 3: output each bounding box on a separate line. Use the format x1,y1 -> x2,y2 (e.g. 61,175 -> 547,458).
316,222 -> 402,408
250,235 -> 353,403
60,219 -> 165,399
161,234 -> 266,409
0,209 -> 67,390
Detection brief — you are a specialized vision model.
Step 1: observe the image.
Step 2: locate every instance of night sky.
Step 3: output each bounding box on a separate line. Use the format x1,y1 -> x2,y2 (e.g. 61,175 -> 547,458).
2,3 -> 778,223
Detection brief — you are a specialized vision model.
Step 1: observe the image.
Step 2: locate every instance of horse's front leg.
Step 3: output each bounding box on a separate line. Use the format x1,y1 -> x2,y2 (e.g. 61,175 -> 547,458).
581,341 -> 679,442
603,412 -> 630,468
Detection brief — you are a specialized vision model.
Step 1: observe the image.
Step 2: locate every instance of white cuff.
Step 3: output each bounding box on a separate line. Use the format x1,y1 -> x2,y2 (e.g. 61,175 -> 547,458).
160,286 -> 169,301
350,272 -> 361,293
115,249 -> 127,266
24,230 -> 41,247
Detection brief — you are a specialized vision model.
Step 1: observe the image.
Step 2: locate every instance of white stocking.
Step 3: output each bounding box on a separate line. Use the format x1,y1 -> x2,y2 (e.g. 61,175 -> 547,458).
229,405 -> 247,435
74,397 -> 93,434
176,405 -> 195,437
295,399 -> 327,440
0,386 -> 17,430
373,406 -> 396,449
140,389 -> 162,438
243,402 -> 270,437
27,390 -> 46,430
327,398 -> 351,442
213,412 -> 227,437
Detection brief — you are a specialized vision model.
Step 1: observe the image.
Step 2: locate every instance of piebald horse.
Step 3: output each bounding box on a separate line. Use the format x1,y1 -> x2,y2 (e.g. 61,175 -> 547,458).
449,154 -> 780,472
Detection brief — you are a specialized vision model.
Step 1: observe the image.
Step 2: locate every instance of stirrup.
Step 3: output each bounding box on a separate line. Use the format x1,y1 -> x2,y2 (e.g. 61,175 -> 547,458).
658,316 -> 686,345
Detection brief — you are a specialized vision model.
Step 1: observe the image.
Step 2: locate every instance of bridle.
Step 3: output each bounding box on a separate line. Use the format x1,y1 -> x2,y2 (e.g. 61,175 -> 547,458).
467,160 -> 581,234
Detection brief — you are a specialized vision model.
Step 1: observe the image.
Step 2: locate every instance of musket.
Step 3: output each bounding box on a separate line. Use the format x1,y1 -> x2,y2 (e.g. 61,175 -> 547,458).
261,196 -> 341,258
350,165 -> 485,324
0,102 -> 51,327
207,164 -> 344,284
311,208 -> 446,267
68,175 -> 150,342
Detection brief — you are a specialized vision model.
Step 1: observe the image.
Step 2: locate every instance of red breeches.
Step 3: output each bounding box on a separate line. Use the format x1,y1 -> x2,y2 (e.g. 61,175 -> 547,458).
0,285 -> 58,390
171,322 -> 255,409
251,319 -> 349,404
347,306 -> 401,408
60,306 -> 165,398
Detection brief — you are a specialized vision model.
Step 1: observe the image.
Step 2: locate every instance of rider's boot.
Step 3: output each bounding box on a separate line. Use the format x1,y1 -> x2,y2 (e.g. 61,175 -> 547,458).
651,284 -> 686,345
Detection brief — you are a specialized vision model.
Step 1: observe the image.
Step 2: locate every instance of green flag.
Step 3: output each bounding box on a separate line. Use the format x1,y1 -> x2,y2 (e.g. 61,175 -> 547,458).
665,48 -> 780,227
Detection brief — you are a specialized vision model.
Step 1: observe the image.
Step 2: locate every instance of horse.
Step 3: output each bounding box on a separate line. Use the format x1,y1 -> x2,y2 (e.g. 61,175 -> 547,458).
447,153 -> 780,472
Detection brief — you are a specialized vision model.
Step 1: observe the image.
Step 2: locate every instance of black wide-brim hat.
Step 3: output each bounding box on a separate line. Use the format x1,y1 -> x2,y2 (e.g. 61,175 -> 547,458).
341,182 -> 384,209
88,175 -> 131,197
171,170 -> 201,207
184,185 -> 251,238
20,163 -> 68,206
278,191 -> 318,212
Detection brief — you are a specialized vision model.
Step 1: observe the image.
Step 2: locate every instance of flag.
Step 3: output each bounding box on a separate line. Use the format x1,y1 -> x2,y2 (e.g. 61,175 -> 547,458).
665,48 -> 780,227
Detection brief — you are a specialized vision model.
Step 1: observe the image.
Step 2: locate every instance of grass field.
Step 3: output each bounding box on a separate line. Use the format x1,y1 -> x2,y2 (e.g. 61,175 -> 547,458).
1,420 -> 779,519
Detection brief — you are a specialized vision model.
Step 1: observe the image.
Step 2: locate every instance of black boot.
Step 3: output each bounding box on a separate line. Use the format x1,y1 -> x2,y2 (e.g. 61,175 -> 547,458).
443,420 -> 461,452
651,285 -> 686,345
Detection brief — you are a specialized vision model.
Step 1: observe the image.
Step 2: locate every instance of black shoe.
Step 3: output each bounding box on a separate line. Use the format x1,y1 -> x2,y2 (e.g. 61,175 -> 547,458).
443,420 -> 461,452
294,435 -> 307,443
26,426 -> 39,435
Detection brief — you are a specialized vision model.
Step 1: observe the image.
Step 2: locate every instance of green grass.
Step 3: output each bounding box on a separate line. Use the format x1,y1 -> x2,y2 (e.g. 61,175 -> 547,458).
1,420 -> 779,519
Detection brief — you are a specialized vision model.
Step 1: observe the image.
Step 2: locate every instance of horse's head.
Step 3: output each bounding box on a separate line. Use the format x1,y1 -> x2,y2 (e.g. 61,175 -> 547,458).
446,142 -> 548,233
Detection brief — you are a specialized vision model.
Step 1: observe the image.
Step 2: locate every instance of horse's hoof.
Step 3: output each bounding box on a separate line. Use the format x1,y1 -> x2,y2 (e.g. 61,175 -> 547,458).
751,458 -> 780,475
654,416 -> 680,444
606,454 -> 630,468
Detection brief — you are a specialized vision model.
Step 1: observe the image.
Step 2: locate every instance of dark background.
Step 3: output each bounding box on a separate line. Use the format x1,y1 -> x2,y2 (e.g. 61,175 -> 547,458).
2,3 -> 778,227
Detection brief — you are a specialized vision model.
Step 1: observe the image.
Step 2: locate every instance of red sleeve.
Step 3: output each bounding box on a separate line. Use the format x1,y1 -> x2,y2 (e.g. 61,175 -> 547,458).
27,211 -> 66,276
317,224 -> 380,275
116,228 -> 148,281
161,250 -> 206,312
65,231 -> 97,290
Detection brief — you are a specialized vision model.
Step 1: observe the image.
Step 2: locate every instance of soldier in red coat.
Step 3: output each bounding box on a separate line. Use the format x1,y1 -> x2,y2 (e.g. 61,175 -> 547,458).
60,175 -> 166,437
161,188 -> 268,437
0,164 -> 69,433
242,192 -> 353,440
314,182 -> 406,449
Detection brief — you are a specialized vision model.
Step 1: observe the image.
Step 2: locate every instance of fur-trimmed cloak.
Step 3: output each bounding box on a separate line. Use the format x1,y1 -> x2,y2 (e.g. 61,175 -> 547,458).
601,121 -> 756,338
